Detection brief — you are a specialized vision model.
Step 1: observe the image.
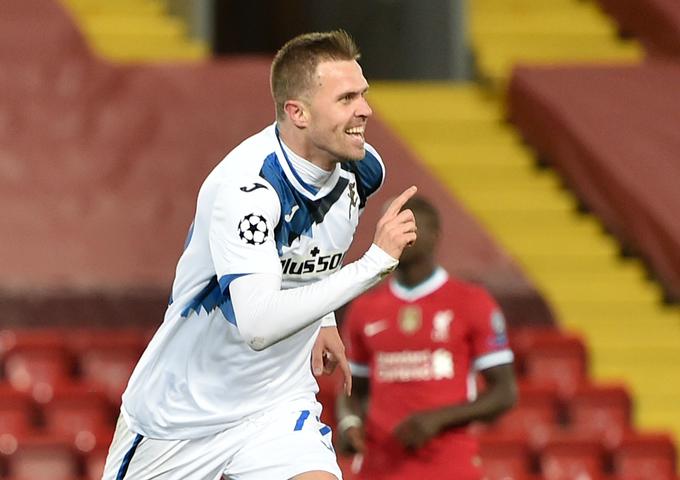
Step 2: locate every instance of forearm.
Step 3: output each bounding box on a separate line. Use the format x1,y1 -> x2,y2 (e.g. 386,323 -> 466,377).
423,376 -> 517,431
430,395 -> 510,430
231,244 -> 397,350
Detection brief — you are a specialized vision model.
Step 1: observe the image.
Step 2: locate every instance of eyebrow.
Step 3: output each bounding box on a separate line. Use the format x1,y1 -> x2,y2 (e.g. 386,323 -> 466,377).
337,85 -> 370,101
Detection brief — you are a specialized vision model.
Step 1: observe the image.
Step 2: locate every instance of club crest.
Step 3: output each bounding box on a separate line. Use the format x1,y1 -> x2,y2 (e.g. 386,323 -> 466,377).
399,305 -> 422,334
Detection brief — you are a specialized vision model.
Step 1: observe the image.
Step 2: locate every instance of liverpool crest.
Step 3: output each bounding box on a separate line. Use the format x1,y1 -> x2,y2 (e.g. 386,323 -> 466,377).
398,305 -> 422,334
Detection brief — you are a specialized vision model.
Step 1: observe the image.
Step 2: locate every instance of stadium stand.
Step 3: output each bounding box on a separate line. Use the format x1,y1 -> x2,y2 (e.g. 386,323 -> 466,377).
3,1 -> 680,478
508,61 -> 680,303
59,0 -> 208,61
469,0 -> 641,91
0,0 -> 552,330
596,0 -> 680,58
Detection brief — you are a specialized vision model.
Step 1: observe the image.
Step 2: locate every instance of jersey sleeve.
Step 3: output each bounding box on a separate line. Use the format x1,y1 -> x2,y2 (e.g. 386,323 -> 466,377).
342,299 -> 371,377
209,177 -> 282,292
467,288 -> 514,372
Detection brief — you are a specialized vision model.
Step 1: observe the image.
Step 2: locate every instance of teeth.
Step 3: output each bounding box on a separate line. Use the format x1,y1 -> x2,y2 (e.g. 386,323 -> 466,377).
346,126 -> 364,135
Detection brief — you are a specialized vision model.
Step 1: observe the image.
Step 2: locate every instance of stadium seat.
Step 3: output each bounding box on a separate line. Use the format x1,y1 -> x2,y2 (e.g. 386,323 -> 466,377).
0,384 -> 36,438
485,381 -> 562,450
566,383 -> 632,449
83,445 -> 108,480
41,384 -> 115,452
73,329 -> 145,406
520,332 -> 588,398
3,435 -> 81,480
479,433 -> 534,480
611,432 -> 677,480
539,434 -> 605,480
1,331 -> 75,403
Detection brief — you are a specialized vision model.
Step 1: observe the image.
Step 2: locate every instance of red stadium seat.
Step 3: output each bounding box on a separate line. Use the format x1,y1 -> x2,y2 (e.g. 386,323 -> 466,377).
612,432 -> 677,480
486,381 -> 562,450
521,332 -> 588,398
1,331 -> 74,403
67,328 -> 147,353
41,384 -> 115,452
4,435 -> 81,480
84,446 -> 109,480
0,384 -> 36,438
479,433 -> 534,480
76,339 -> 143,406
0,328 -> 66,357
566,383 -> 632,449
539,434 -> 605,480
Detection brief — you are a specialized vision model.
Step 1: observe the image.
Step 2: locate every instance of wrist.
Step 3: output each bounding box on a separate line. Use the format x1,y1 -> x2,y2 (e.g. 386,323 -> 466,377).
337,414 -> 363,434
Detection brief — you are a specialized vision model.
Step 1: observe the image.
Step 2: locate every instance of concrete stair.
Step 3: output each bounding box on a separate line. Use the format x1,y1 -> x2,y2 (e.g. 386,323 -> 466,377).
59,0 -> 207,62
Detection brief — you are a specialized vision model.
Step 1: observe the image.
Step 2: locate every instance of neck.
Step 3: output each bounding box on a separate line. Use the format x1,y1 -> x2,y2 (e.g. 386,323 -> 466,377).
277,122 -> 334,171
395,260 -> 437,288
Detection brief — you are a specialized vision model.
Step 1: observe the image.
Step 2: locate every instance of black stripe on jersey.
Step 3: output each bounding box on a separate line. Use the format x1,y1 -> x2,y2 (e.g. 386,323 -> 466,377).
259,153 -> 351,253
341,149 -> 383,208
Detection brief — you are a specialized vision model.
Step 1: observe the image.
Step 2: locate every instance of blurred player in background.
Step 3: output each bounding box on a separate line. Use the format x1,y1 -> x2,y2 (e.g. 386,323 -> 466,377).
102,30 -> 417,480
338,195 -> 517,480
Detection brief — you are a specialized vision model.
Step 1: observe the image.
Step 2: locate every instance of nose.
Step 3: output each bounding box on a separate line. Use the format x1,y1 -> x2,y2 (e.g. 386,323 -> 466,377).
356,96 -> 373,118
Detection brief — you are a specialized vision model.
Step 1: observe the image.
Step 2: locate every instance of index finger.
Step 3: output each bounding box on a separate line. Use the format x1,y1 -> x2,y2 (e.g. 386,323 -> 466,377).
339,355 -> 353,396
383,186 -> 417,219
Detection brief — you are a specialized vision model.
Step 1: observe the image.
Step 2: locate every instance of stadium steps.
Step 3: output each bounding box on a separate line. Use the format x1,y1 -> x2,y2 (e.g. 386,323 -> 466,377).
470,0 -> 642,91
368,80 -> 680,455
58,0 -> 208,62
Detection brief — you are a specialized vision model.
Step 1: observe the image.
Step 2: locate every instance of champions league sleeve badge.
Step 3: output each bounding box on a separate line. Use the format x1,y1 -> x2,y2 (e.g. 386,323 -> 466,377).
238,213 -> 269,245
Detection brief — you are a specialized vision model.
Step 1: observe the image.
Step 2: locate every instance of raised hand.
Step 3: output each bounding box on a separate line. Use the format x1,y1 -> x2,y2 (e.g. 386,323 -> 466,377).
373,186 -> 418,259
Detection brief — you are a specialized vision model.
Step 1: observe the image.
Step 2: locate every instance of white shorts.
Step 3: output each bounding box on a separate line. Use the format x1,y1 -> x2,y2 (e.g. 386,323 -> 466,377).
102,401 -> 342,480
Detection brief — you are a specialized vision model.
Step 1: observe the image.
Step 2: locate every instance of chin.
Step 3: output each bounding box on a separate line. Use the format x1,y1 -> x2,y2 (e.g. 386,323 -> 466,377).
346,147 -> 366,161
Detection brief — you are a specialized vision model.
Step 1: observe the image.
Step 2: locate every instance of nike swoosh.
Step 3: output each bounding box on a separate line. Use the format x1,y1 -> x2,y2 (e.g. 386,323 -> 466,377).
364,320 -> 388,337
284,205 -> 299,223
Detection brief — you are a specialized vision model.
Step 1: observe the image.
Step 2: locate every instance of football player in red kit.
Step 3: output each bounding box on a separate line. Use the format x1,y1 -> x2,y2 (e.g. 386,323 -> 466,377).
338,195 -> 517,480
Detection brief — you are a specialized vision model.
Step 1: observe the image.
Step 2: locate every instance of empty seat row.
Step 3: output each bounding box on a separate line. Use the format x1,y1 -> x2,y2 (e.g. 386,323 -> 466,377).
479,430 -> 677,480
482,380 -> 633,450
0,436 -> 109,480
0,328 -> 150,405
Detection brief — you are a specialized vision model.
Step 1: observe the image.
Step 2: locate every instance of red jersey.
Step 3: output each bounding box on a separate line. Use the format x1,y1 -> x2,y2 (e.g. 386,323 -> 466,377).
342,268 -> 514,480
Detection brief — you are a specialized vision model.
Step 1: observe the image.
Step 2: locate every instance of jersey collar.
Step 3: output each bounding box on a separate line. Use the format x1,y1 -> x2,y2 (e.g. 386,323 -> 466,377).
273,123 -> 342,201
389,266 -> 448,302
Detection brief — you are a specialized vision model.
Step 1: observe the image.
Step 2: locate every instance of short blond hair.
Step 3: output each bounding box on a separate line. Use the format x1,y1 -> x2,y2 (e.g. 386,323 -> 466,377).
270,30 -> 360,120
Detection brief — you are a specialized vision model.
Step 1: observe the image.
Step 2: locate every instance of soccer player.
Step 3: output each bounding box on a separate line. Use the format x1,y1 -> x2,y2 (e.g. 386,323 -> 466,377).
102,30 -> 417,480
337,196 -> 517,480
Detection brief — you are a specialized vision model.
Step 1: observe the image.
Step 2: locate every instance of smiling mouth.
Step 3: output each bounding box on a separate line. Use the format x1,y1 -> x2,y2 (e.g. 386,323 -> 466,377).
345,126 -> 365,142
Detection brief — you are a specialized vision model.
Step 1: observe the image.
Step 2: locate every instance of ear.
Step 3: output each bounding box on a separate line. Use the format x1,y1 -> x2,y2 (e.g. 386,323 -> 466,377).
283,100 -> 309,128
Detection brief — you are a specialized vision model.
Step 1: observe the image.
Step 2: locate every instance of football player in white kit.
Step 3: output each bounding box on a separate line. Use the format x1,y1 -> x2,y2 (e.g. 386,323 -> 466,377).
102,30 -> 418,480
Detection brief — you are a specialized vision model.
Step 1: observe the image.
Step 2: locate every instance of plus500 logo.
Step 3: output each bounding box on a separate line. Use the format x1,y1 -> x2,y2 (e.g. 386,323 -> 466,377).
281,253 -> 343,275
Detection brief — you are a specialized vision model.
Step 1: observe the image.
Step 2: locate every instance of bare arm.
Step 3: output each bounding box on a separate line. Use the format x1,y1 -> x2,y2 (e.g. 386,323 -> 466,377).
336,375 -> 370,453
393,363 -> 517,450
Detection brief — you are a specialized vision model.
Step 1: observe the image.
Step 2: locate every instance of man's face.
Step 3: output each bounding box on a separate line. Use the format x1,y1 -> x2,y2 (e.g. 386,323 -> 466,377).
304,60 -> 372,165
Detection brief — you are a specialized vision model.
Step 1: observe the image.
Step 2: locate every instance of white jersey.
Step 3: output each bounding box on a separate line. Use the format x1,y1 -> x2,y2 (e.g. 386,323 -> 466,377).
121,123 -> 385,439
